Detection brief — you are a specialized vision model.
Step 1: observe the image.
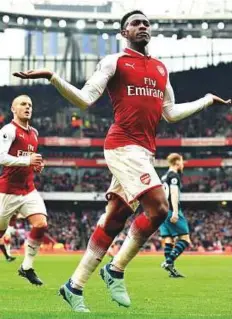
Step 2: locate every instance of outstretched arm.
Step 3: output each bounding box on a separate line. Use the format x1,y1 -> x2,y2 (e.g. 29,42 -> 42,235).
162,77 -> 231,123
13,55 -> 116,111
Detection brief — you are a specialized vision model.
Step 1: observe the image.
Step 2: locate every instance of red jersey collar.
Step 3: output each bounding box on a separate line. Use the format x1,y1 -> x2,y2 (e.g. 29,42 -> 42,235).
124,47 -> 150,58
12,120 -> 30,132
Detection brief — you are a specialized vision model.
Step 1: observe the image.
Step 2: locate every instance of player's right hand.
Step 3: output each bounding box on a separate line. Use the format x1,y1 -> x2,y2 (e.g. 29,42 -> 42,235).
33,161 -> 45,173
13,68 -> 53,80
170,214 -> 179,224
29,153 -> 43,166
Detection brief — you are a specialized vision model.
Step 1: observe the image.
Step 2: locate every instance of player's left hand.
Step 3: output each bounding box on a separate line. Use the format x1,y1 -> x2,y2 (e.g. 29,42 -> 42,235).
206,93 -> 231,105
170,214 -> 179,224
33,161 -> 45,173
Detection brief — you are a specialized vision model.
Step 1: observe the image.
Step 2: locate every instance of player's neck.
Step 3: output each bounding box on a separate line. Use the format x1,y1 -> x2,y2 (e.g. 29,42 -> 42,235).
169,167 -> 178,173
127,43 -> 148,55
13,118 -> 29,129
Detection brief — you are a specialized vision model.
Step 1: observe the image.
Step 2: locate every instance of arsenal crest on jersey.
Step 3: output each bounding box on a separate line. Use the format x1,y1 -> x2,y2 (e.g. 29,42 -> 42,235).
157,65 -> 165,76
140,173 -> 151,185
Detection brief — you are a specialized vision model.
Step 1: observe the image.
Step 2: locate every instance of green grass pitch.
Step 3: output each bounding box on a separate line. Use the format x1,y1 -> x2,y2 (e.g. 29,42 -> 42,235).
0,255 -> 231,319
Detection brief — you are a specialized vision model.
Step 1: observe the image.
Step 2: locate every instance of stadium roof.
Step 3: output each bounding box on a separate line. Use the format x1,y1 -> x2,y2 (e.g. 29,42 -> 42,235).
1,0 -> 232,38
1,0 -> 232,19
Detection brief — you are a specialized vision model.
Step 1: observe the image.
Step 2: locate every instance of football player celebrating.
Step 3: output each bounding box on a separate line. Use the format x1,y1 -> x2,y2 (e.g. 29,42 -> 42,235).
0,95 -> 47,285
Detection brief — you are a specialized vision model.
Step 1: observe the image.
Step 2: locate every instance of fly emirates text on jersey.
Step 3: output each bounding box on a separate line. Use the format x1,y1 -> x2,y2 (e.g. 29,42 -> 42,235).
127,77 -> 164,99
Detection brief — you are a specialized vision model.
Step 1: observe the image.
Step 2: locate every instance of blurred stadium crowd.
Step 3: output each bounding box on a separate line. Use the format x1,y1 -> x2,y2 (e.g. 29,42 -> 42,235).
9,208 -> 232,252
34,167 -> 232,192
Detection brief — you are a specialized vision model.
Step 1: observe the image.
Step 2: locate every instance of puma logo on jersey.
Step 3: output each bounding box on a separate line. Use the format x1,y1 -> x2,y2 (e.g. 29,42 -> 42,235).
19,133 -> 24,139
125,63 -> 135,69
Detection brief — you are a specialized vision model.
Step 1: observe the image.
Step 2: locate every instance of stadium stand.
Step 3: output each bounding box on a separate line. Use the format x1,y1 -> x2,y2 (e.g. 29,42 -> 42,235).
34,167 -> 232,192
10,207 -> 232,252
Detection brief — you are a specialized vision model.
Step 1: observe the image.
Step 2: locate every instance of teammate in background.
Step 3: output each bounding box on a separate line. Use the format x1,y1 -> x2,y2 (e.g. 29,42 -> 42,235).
0,225 -> 16,262
160,153 -> 190,278
14,10 -> 231,312
0,95 -> 47,285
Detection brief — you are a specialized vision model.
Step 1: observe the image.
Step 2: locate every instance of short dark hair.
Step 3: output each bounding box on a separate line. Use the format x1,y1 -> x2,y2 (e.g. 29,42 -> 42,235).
120,10 -> 147,30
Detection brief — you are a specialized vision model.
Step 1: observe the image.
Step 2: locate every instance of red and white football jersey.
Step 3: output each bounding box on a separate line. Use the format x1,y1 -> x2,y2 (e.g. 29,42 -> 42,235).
51,47 -> 168,153
101,48 -> 168,153
0,121 -> 38,195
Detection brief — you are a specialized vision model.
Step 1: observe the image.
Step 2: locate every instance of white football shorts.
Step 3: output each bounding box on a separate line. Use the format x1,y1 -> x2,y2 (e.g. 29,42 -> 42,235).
0,190 -> 47,230
104,145 -> 162,212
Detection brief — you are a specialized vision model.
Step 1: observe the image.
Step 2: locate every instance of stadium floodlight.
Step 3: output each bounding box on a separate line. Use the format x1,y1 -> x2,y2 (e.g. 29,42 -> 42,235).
17,17 -> 24,25
116,33 -> 122,40
96,21 -> 104,29
2,15 -> 9,23
201,35 -> 207,40
186,34 -> 192,39
76,19 -> 86,29
172,34 -> 177,40
152,23 -> 159,30
102,33 -> 109,40
217,22 -> 225,30
201,22 -> 208,30
113,21 -> 120,29
24,18 -> 28,25
59,19 -> 66,28
157,34 -> 164,38
187,23 -> 193,29
44,18 -> 52,27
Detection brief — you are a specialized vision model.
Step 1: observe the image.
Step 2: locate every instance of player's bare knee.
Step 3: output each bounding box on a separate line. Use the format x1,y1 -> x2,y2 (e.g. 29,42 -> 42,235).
29,215 -> 47,228
103,209 -> 130,237
147,201 -> 168,227
179,234 -> 191,244
140,187 -> 168,220
99,196 -> 132,237
156,200 -> 169,219
165,237 -> 174,244
34,220 -> 47,228
103,218 -> 126,237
